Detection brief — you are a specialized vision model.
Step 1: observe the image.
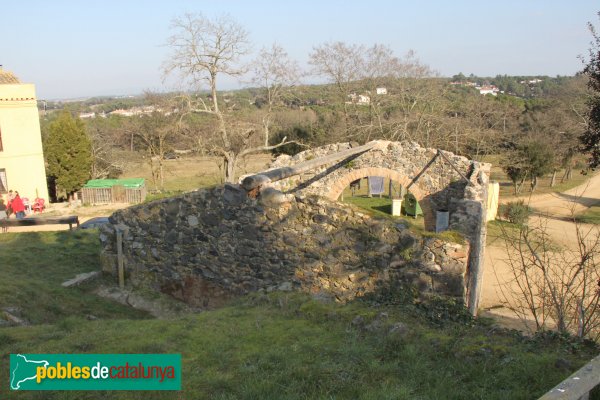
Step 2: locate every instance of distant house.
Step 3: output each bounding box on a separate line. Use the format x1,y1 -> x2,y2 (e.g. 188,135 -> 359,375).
520,78 -> 543,84
110,109 -> 136,117
477,85 -> 499,96
79,112 -> 96,119
376,87 -> 387,95
357,94 -> 370,105
109,105 -> 161,117
450,81 -> 477,87
0,67 -> 49,202
347,93 -> 371,105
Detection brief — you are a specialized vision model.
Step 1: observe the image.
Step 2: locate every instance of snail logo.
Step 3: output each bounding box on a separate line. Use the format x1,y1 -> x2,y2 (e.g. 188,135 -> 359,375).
10,354 -> 49,390
9,353 -> 181,390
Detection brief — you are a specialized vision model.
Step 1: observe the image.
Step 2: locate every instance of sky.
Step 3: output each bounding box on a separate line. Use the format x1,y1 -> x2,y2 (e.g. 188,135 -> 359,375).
2,0 -> 598,100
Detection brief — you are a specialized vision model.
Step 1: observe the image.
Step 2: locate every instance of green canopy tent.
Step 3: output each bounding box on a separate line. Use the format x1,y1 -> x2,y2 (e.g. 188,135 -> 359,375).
81,179 -> 146,204
83,178 -> 145,189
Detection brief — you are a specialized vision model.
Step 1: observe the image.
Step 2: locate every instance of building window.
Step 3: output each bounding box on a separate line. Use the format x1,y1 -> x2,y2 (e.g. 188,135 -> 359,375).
0,169 -> 7,194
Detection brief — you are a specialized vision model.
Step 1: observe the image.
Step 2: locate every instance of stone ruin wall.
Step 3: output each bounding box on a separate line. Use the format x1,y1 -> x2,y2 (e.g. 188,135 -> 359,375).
266,141 -> 489,244
100,185 -> 470,309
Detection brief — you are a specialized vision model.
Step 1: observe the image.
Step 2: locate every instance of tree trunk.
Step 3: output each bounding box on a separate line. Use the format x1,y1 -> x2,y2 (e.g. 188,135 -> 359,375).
531,176 -> 538,192
224,153 -> 236,183
263,113 -> 271,147
550,170 -> 557,187
149,157 -> 157,189
159,159 -> 164,190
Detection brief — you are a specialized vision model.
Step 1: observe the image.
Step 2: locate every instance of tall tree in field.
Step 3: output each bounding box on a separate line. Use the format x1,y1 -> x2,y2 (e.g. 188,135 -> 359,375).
502,140 -> 555,194
361,44 -> 401,140
309,41 -> 364,134
164,13 -> 293,182
44,110 -> 92,199
251,43 -> 302,147
130,93 -> 181,190
581,12 -> 600,169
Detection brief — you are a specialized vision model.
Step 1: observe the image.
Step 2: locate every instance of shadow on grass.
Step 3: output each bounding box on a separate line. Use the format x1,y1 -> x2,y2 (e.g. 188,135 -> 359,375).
0,230 -> 150,324
372,203 -> 392,214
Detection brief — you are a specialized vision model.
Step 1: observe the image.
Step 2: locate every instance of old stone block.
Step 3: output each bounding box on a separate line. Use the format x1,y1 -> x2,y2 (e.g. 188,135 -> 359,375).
165,200 -> 180,216
187,215 -> 199,227
223,184 -> 247,205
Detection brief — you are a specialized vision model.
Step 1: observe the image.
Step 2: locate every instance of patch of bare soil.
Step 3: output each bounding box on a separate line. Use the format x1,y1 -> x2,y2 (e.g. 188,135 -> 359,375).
482,174 -> 600,331
94,285 -> 195,318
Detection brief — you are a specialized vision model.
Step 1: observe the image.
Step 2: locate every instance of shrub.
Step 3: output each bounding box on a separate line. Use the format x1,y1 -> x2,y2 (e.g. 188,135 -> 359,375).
500,200 -> 531,225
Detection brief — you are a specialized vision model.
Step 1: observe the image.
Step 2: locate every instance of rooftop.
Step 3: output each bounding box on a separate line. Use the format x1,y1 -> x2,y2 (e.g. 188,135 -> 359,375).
0,68 -> 21,84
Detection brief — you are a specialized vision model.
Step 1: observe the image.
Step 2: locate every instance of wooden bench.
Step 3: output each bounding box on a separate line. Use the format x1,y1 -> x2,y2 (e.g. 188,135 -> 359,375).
0,216 -> 80,230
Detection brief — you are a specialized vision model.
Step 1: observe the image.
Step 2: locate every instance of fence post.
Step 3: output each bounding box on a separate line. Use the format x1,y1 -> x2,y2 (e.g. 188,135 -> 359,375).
116,229 -> 124,289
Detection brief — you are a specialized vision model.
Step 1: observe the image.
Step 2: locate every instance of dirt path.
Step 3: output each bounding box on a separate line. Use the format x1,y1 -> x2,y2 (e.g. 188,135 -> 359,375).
501,172 -> 600,217
482,173 -> 600,330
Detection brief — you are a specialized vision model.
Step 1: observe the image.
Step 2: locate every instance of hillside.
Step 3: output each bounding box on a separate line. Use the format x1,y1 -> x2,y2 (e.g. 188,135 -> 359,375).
0,230 -> 599,399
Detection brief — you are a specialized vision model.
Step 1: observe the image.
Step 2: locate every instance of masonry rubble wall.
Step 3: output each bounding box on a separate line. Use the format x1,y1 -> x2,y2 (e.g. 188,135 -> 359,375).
264,141 -> 489,239
100,185 -> 469,309
263,141 -> 490,312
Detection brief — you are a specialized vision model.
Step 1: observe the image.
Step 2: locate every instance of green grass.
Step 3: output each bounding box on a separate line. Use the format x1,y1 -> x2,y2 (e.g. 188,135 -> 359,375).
343,195 -> 465,243
0,231 -> 149,324
482,154 -> 591,200
343,195 -> 425,226
0,291 -> 598,399
576,205 -> 600,225
1,232 -> 598,399
144,190 -> 186,203
486,220 -> 520,246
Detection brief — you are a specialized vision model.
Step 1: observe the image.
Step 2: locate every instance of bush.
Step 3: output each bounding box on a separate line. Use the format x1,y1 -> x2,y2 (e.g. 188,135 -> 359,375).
500,200 -> 531,225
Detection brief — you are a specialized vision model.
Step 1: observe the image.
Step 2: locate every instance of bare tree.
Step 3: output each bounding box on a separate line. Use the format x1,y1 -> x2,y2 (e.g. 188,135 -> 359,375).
251,43 -> 302,147
309,41 -> 364,132
498,210 -> 600,340
164,13 -> 294,182
85,118 -> 126,179
133,93 -> 181,190
309,42 -> 447,145
360,44 -> 401,140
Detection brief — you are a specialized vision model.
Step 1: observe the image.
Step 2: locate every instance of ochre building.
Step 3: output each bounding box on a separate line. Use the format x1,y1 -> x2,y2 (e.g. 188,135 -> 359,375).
0,67 -> 49,202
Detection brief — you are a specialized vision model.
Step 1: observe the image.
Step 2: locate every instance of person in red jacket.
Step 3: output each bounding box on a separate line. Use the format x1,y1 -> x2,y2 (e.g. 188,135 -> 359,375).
11,192 -> 25,219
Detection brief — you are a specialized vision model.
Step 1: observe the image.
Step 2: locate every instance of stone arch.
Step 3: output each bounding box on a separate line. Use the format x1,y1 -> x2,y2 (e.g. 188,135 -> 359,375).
324,167 -> 435,230
325,167 -> 426,201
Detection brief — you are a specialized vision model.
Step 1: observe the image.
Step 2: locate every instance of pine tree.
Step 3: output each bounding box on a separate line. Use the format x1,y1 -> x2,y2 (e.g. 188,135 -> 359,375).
582,12 -> 600,169
44,110 -> 92,197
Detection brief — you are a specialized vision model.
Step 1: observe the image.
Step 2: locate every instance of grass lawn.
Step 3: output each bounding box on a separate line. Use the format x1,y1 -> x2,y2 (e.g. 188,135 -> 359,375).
120,154 -> 272,192
576,205 -> 600,225
1,232 -> 598,399
486,220 -> 524,246
0,230 -> 149,324
1,289 -> 599,399
342,195 -> 465,243
482,154 -> 590,200
343,195 -> 418,219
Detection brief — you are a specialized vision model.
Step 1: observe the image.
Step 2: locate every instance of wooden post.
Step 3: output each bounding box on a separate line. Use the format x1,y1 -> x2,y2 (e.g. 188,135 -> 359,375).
436,149 -> 472,185
116,229 -> 124,289
467,177 -> 488,317
407,152 -> 439,191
